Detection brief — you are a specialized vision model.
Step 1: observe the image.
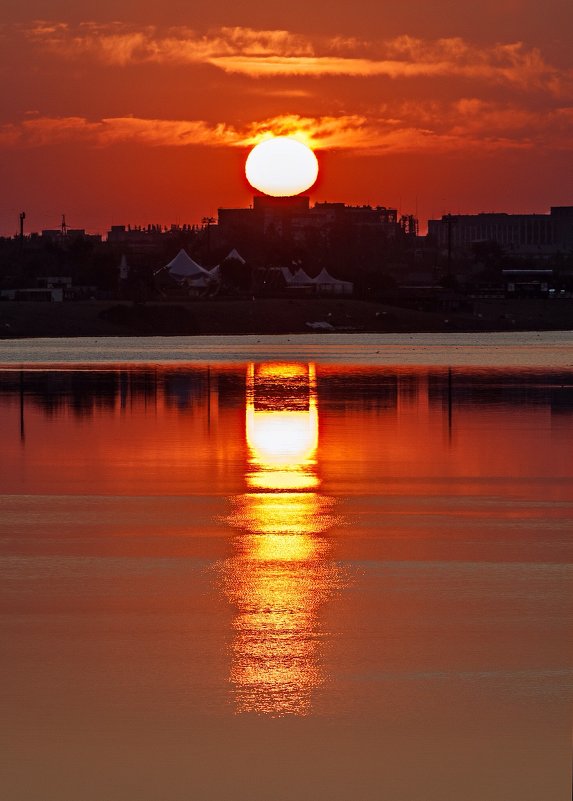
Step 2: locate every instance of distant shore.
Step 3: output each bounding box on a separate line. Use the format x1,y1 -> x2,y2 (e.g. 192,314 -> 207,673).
0,297 -> 571,339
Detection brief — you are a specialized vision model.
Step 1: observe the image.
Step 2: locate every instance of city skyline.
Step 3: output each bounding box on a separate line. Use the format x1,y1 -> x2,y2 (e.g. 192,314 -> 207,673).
4,200 -> 572,244
1,2 -> 572,236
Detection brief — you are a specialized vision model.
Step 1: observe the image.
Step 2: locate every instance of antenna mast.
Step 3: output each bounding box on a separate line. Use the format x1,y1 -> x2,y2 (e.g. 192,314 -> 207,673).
19,211 -> 26,250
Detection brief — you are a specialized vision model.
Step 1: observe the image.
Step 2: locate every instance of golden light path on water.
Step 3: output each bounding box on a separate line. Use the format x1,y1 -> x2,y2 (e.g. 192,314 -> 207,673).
222,363 -> 341,716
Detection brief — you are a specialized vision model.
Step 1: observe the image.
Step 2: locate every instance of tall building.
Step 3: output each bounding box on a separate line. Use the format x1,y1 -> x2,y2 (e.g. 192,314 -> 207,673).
218,195 -> 310,239
217,196 -> 410,243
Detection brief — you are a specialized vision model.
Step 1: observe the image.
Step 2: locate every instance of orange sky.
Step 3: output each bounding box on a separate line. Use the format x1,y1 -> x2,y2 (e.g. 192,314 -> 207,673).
0,1 -> 572,234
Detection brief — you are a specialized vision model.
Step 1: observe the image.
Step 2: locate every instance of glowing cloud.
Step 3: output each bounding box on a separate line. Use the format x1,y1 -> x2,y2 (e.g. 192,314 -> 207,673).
18,23 -> 569,94
3,104 -> 572,154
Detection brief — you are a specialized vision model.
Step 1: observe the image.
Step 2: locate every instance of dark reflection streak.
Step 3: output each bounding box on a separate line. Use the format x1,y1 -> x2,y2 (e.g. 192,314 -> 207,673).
19,369 -> 25,443
448,367 -> 453,442
2,367 -> 573,423
120,371 -> 128,412
154,368 -> 158,416
207,366 -> 211,431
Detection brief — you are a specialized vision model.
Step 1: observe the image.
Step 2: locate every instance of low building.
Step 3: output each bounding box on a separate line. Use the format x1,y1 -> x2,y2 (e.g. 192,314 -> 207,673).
1,288 -> 64,302
41,229 -> 102,245
37,276 -> 73,291
502,269 -> 553,297
105,224 -> 198,265
427,207 -> 573,257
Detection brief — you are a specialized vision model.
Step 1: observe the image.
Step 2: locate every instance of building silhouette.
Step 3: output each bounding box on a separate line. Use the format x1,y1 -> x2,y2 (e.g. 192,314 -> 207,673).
218,195 -> 412,244
428,206 -> 573,257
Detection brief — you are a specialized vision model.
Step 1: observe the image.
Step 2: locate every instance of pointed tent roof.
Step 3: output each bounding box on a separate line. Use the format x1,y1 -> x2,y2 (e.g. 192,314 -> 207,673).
312,268 -> 353,288
166,249 -> 211,280
290,268 -> 314,285
294,268 -> 312,282
280,267 -> 315,286
223,248 -> 246,265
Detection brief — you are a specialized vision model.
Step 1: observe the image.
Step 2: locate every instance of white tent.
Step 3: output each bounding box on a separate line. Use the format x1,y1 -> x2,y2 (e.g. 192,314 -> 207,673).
281,266 -> 353,294
292,268 -> 313,285
223,248 -> 246,265
311,268 -> 353,295
281,267 -> 295,285
281,267 -> 314,287
211,248 -> 247,279
166,249 -> 213,286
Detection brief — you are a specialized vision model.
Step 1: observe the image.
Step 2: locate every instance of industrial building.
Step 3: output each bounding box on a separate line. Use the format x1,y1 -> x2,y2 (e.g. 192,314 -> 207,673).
428,207 -> 573,257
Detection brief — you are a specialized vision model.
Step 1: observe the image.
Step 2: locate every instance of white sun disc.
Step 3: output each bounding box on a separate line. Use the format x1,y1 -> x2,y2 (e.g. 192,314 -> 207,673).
245,137 -> 319,197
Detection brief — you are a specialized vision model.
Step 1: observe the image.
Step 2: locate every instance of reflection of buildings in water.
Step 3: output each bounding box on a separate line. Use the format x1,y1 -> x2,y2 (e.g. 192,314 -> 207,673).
3,367 -> 573,426
222,362 -> 340,716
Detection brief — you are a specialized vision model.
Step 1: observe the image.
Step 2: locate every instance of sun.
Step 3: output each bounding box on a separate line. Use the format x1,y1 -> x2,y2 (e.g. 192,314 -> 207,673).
245,137 -> 319,197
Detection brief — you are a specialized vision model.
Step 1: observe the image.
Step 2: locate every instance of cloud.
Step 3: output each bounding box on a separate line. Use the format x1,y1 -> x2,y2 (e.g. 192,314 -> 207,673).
0,116 -> 237,147
241,112 -> 535,153
23,23 -> 314,66
209,38 -> 562,91
2,103 -> 571,154
19,23 -> 570,95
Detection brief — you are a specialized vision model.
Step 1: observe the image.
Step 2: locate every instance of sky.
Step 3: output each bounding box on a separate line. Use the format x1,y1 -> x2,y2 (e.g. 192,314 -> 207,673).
1,0 -> 572,235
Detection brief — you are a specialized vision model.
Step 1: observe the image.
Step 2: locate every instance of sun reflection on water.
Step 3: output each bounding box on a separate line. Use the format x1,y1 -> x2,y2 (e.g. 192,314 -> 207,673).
222,362 -> 341,716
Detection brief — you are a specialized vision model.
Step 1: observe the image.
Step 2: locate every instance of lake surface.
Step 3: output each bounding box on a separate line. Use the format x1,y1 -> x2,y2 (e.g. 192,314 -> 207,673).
1,336 -> 572,801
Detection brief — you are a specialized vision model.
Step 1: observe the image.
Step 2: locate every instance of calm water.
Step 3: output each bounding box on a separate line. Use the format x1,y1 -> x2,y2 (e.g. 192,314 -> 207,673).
1,337 -> 572,801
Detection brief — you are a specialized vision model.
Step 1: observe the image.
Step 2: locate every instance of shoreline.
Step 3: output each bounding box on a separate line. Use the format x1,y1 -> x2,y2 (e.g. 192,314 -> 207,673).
0,297 -> 572,340
1,330 -> 573,367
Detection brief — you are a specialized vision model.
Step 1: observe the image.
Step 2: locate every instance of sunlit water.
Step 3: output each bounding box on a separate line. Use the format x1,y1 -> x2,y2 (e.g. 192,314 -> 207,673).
0,337 -> 572,801
1,330 -> 573,366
